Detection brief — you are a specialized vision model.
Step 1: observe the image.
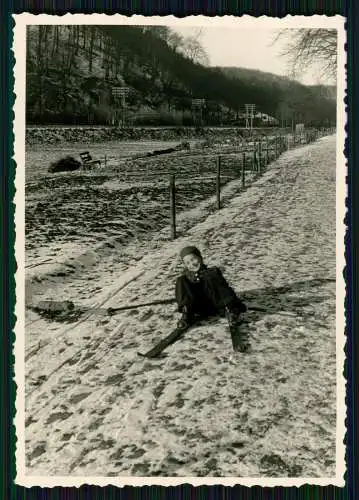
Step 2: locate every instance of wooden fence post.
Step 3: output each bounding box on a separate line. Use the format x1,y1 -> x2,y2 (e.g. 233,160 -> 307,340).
242,152 -> 245,188
216,156 -> 221,210
258,143 -> 261,174
266,137 -> 269,164
169,174 -> 176,239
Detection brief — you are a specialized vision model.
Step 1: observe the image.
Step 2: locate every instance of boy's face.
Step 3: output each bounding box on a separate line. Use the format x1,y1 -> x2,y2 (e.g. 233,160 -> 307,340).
182,253 -> 202,272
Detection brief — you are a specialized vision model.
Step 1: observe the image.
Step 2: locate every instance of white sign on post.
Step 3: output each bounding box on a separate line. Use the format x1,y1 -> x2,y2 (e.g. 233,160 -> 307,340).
295,123 -> 305,132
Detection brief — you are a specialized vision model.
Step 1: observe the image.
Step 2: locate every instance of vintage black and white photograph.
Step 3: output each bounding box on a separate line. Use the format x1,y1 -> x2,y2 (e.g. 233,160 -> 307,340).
14,14 -> 345,486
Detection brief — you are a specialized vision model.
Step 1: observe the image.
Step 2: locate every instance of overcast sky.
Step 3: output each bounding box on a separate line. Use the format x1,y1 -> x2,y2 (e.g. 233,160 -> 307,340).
172,26 -> 328,85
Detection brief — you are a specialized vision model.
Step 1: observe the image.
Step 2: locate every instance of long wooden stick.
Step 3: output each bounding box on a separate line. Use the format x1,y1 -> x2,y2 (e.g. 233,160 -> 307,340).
107,298 -> 176,315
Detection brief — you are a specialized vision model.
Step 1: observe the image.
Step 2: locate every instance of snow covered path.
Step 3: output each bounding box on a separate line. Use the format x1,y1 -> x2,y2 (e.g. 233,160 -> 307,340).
24,136 -> 337,478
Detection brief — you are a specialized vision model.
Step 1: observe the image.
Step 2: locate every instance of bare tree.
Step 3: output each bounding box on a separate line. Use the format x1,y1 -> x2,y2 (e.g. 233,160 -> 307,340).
142,26 -> 185,54
36,26 -> 45,115
179,28 -> 210,66
274,29 -> 337,82
88,27 -> 95,73
167,31 -> 184,53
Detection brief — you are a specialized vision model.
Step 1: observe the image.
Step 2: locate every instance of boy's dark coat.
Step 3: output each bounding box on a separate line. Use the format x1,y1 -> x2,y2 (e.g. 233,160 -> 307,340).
175,264 -> 246,318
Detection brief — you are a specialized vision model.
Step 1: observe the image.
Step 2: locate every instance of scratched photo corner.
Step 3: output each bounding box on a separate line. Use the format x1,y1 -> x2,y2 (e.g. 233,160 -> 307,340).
14,14 -> 346,487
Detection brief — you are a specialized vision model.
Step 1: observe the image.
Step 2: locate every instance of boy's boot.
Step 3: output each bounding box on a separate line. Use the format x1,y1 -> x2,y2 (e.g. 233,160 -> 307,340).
177,305 -> 194,330
225,306 -> 238,328
225,307 -> 250,353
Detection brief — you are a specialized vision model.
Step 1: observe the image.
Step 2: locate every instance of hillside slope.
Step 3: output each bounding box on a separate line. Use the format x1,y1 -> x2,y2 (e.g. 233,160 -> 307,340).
219,66 -> 336,125
26,25 -> 336,127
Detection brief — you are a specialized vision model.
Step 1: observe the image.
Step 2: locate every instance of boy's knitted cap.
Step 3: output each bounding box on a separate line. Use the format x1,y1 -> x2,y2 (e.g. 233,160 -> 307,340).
180,246 -> 203,261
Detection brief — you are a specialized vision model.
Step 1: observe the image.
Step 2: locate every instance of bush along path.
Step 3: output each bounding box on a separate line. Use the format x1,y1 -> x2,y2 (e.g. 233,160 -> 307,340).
24,136 -> 337,478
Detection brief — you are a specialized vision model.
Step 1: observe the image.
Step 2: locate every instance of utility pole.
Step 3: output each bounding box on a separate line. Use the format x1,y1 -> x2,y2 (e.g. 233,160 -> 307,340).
112,86 -> 130,127
245,104 -> 256,130
192,98 -> 206,126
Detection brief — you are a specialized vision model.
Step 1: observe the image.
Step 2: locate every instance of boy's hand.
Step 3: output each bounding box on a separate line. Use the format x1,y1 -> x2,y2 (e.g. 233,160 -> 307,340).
177,317 -> 189,330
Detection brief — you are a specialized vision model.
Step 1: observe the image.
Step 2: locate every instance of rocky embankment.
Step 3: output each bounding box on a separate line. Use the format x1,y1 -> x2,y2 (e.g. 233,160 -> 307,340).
26,126 -> 287,146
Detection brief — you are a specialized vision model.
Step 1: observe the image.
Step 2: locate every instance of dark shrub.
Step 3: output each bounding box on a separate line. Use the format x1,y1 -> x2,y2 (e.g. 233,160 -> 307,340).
48,156 -> 81,173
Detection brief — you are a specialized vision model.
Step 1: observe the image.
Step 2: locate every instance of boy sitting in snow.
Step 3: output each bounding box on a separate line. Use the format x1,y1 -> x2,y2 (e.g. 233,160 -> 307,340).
176,246 -> 249,352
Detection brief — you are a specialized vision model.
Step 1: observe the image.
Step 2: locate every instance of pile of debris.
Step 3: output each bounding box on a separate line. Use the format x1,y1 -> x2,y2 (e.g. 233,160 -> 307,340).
29,300 -> 84,323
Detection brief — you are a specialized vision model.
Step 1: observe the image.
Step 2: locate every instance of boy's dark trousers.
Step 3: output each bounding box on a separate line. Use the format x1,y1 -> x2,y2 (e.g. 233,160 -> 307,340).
175,266 -> 246,320
138,267 -> 248,357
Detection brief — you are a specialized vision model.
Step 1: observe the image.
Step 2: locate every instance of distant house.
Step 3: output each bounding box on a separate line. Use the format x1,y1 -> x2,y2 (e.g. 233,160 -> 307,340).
255,112 -> 279,125
295,123 -> 305,132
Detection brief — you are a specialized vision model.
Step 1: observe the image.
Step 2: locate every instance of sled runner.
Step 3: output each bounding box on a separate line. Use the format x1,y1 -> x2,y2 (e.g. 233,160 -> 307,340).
137,316 -> 251,359
229,322 -> 251,353
137,324 -> 190,358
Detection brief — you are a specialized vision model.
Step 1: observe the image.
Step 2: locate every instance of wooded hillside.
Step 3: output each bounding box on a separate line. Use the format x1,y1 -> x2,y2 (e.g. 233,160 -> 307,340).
26,25 -> 336,127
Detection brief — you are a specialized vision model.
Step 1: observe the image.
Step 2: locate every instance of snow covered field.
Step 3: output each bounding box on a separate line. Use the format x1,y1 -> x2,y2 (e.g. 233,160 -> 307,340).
22,135 -> 339,479
25,138 -> 262,273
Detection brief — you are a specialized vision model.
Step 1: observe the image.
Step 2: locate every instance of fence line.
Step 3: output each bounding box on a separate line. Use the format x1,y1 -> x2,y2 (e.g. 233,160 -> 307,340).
108,128 -> 334,181
167,127 -> 335,239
